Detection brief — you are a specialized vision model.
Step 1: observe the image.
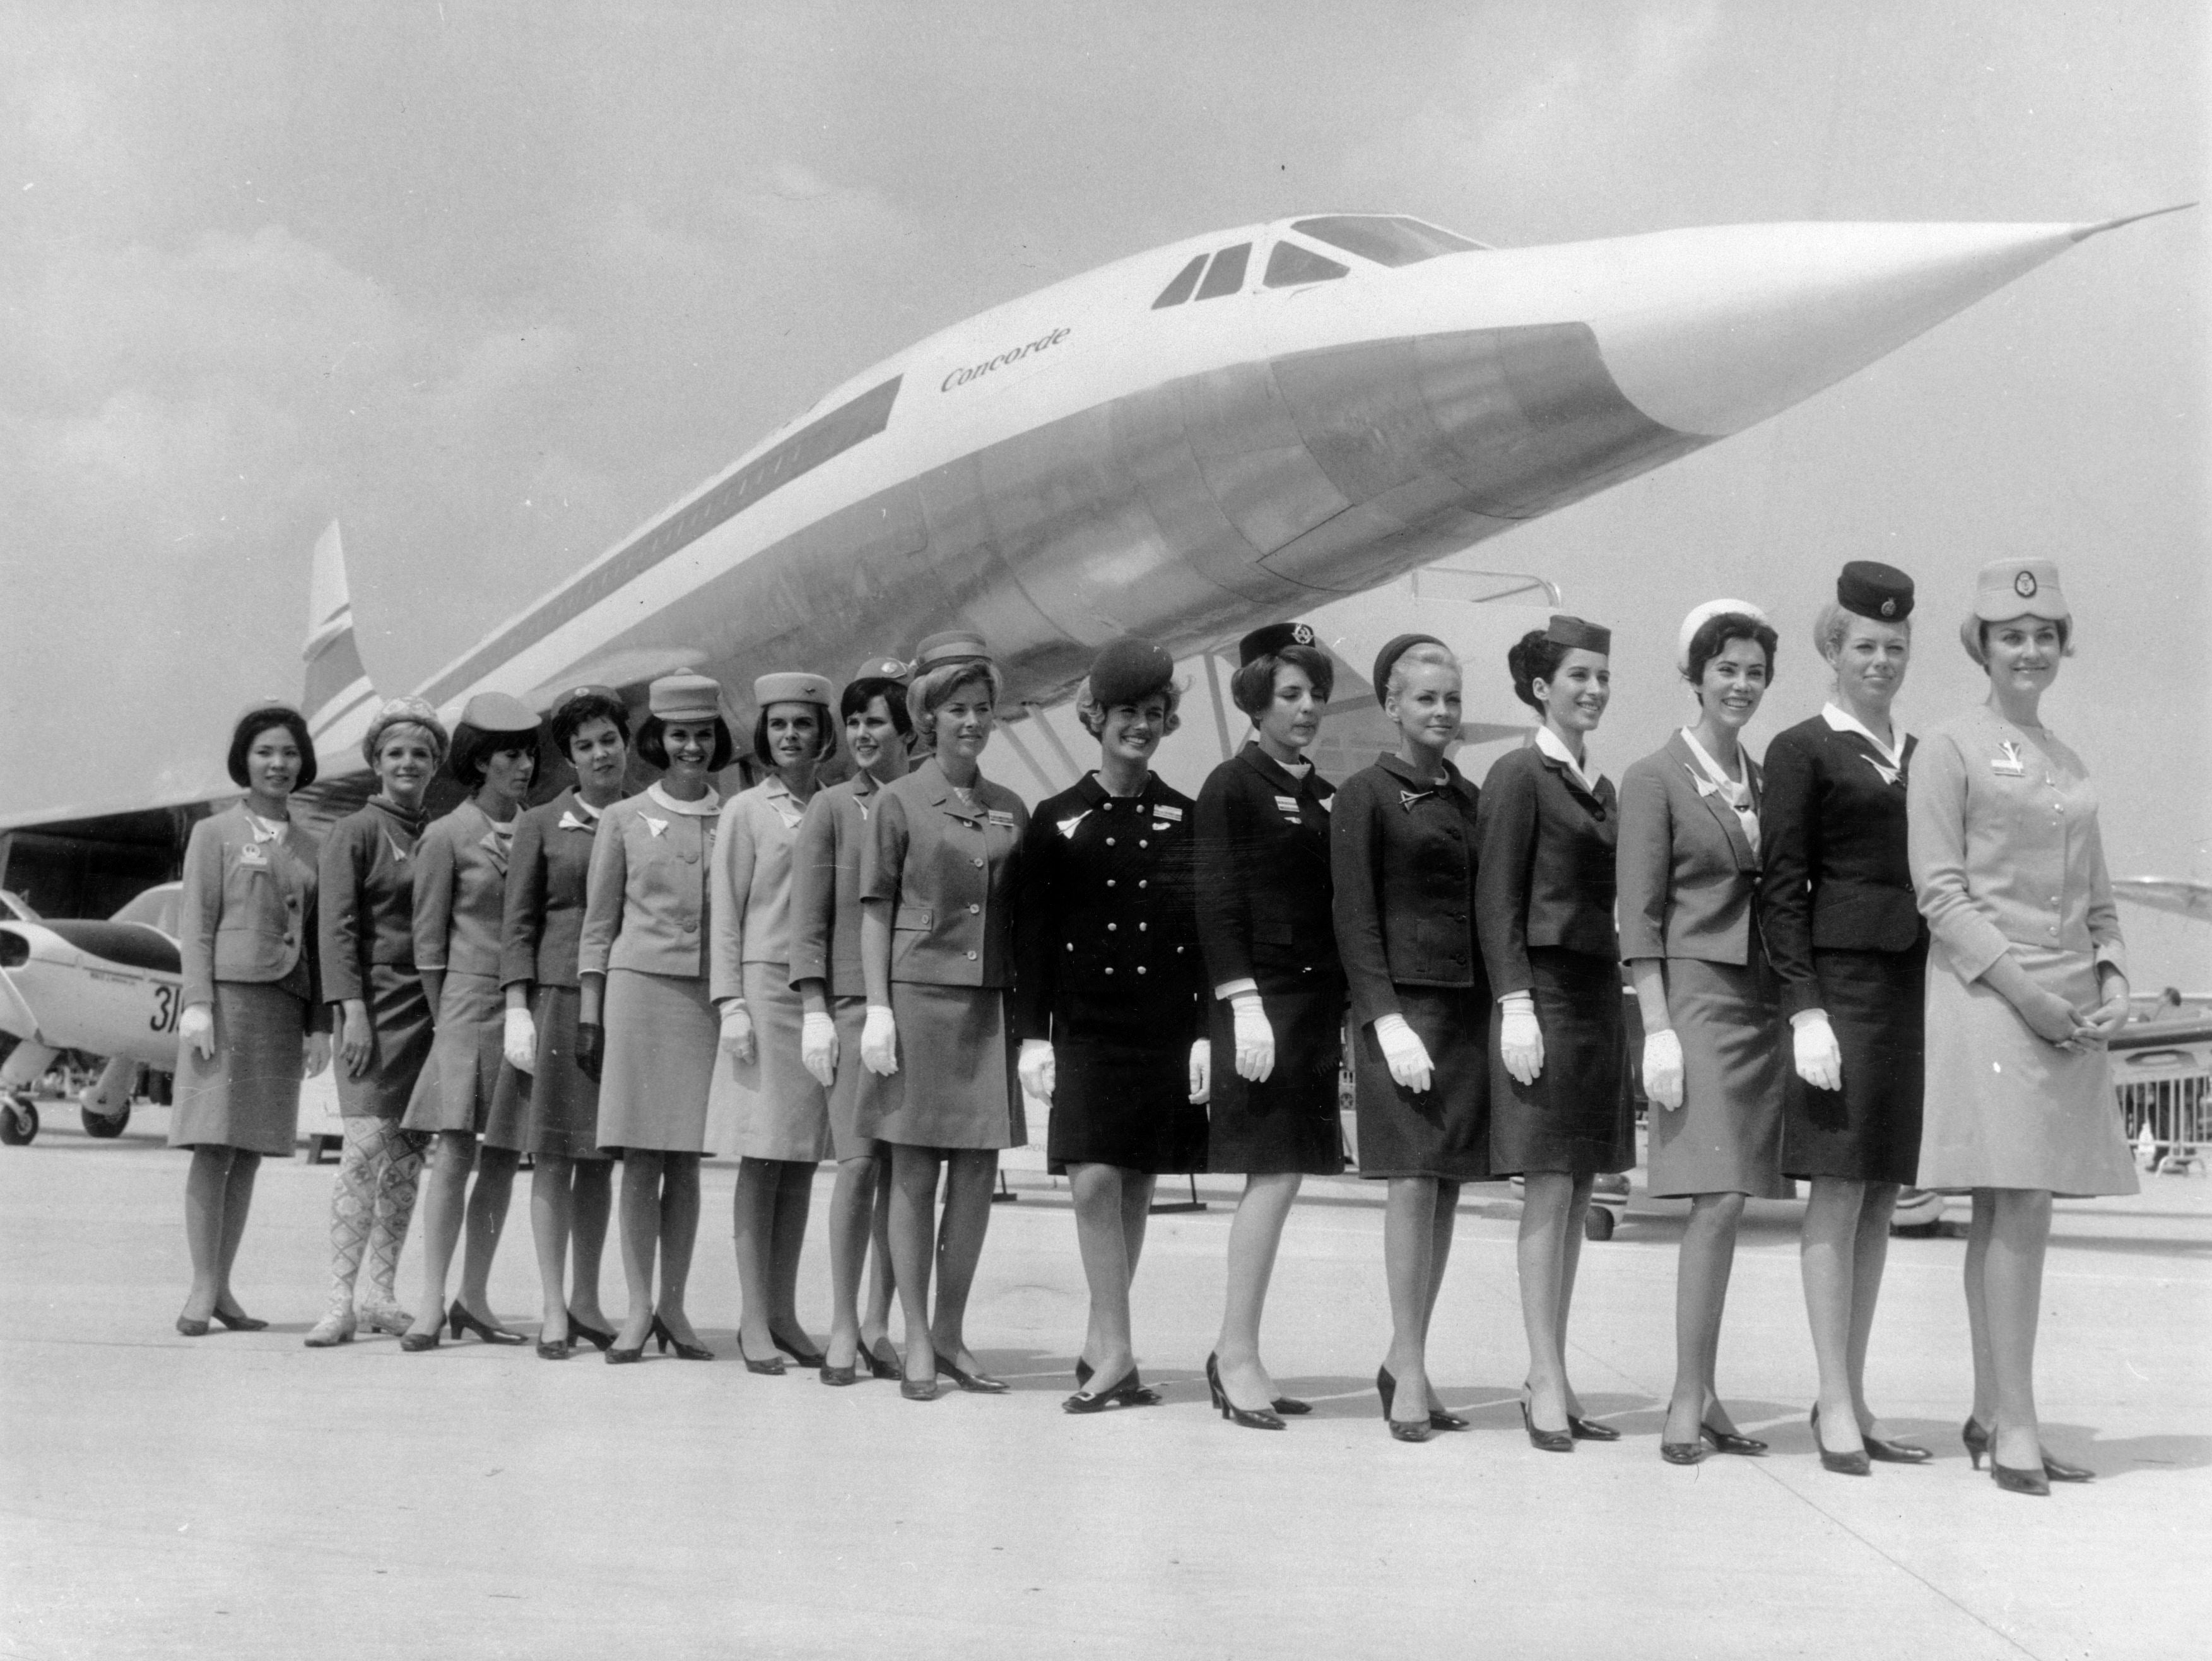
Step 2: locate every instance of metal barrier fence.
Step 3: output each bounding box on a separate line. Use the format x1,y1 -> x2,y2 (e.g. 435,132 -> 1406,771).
2114,1016 -> 2212,1174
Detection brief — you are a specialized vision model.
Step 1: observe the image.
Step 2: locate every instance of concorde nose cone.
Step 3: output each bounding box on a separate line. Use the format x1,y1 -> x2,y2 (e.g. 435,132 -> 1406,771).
1587,213 -> 2184,439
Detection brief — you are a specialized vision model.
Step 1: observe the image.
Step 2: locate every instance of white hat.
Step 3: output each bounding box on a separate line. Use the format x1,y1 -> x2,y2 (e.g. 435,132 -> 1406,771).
1677,598 -> 1769,674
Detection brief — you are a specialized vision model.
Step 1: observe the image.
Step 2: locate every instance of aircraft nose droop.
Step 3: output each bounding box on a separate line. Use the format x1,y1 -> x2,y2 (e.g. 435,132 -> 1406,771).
1585,220 -> 2128,439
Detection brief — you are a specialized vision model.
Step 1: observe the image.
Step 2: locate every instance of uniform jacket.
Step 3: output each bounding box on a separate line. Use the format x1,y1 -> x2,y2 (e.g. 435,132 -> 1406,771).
499,788 -> 604,991
1474,741 -> 1618,998
785,769 -> 884,1000
861,758 -> 1028,989
1759,712 -> 1926,1015
318,796 -> 428,1004
1194,743 -> 1339,992
1907,707 -> 2125,983
178,803 -> 322,1017
1331,752 -> 1485,1029
709,775 -> 812,1003
412,800 -> 514,978
577,784 -> 721,980
1012,771 -> 1205,1044
1618,731 -> 1765,966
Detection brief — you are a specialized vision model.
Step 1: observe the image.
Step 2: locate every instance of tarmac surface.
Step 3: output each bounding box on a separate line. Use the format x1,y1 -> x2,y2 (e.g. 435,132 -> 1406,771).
3,1101 -> 2208,1660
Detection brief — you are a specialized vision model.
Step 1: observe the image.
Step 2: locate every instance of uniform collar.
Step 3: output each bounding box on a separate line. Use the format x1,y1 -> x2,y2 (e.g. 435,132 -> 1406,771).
645,781 -> 721,818
1074,770 -> 1157,807
1531,724 -> 1604,798
1238,742 -> 1326,796
1373,750 -> 1459,795
1821,702 -> 1908,771
367,795 -> 428,836
914,757 -> 996,819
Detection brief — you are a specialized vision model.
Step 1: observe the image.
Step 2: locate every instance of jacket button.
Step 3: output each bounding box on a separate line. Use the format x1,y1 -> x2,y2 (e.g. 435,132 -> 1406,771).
1136,966 -> 1146,975
1139,840 -> 1148,849
965,950 -> 977,960
1106,879 -> 1116,887
972,858 -> 984,868
968,903 -> 980,914
1107,923 -> 1117,931
1104,967 -> 1114,975
1138,880 -> 1148,889
1139,922 -> 1147,931
1105,837 -> 1115,846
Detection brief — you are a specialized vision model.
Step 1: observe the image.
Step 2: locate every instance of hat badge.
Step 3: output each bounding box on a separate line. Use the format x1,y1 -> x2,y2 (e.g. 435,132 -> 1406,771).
1291,623 -> 1314,645
2013,570 -> 2038,598
1879,598 -> 1897,617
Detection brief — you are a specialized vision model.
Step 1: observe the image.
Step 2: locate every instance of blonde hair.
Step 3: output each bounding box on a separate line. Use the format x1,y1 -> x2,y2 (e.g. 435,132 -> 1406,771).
1384,640 -> 1458,704
908,659 -> 1004,747
1814,602 -> 1913,663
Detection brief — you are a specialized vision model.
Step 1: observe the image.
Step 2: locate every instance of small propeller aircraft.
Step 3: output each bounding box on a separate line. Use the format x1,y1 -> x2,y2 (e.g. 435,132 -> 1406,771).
0,883 -> 184,1144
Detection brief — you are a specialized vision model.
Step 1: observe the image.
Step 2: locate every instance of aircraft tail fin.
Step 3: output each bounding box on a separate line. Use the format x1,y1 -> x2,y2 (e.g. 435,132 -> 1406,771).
300,521 -> 378,774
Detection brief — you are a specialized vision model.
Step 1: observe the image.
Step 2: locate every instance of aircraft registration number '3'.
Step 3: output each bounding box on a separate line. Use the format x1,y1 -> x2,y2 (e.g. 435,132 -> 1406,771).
150,983 -> 182,1035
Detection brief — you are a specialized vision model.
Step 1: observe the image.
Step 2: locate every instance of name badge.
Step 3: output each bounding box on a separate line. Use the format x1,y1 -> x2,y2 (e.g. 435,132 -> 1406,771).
237,842 -> 268,868
988,809 -> 1016,829
1153,804 -> 1183,822
1990,741 -> 2027,779
1273,795 -> 1300,815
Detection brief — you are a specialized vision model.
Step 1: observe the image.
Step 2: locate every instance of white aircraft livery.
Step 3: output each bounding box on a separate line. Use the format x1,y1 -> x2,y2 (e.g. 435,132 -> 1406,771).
297,207 -> 2182,771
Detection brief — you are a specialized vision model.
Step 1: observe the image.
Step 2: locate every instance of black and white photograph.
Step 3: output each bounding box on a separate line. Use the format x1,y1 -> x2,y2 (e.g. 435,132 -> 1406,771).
1,4 -> 2206,1657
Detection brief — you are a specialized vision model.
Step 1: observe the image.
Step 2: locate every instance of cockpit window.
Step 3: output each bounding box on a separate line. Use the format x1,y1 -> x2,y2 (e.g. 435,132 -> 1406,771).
1194,243 -> 1250,300
1152,254 -> 1206,309
1290,215 -> 1483,267
1263,241 -> 1350,288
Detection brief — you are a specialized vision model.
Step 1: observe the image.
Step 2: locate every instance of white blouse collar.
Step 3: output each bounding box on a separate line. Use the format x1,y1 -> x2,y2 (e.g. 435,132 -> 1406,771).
1533,724 -> 1602,795
1821,702 -> 1907,771
645,781 -> 722,818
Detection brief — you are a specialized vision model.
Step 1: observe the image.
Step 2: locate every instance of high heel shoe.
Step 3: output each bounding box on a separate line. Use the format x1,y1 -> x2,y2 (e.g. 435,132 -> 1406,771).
606,1335 -> 645,1364
1992,1458 -> 2052,1496
566,1313 -> 616,1352
1660,1437 -> 1707,1465
770,1328 -> 827,1369
2038,1450 -> 2095,1483
1063,1366 -> 1162,1414
1964,1417 -> 2091,1482
1962,1416 -> 1991,1469
1205,1353 -> 1285,1431
934,1351 -> 1010,1395
449,1303 -> 527,1345
900,1357 -> 940,1402
1809,1405 -> 1871,1477
863,1338 -> 901,1381
211,1307 -> 268,1332
1567,1415 -> 1620,1442
1863,1433 -> 1931,1464
1699,1419 -> 1768,1456
650,1316 -> 714,1361
819,1360 -> 860,1386
399,1311 -> 443,1353
536,1333 -> 573,1361
1374,1370 -> 1434,1443
1519,1400 -> 1574,1454
356,1300 -> 413,1337
736,1339 -> 786,1375
1271,1393 -> 1312,1416
175,1314 -> 211,1337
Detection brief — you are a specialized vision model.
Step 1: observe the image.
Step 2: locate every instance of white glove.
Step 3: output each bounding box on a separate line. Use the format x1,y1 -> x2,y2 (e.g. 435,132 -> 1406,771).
1230,993 -> 1275,1082
180,1003 -> 216,1060
1017,1039 -> 1056,1102
801,1012 -> 839,1088
303,1031 -> 332,1079
1188,1039 -> 1211,1103
1373,1013 -> 1433,1094
719,1001 -> 756,1063
861,1005 -> 899,1076
503,1006 -> 538,1073
1499,993 -> 1544,1086
1791,1010 -> 1844,1092
1642,1027 -> 1685,1111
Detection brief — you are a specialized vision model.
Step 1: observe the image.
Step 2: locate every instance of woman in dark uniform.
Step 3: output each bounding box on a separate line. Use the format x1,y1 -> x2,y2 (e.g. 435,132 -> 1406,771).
500,685 -> 630,1356
578,674 -> 729,1364
1476,616 -> 1633,1451
858,632 -> 1028,1401
172,701 -> 330,1335
1013,639 -> 1206,1414
1196,622 -> 1343,1431
399,692 -> 541,1351
1619,600 -> 1790,1465
789,657 -> 912,1385
310,696 -> 449,1347
1331,635 -> 1489,1443
1761,562 -> 1933,1474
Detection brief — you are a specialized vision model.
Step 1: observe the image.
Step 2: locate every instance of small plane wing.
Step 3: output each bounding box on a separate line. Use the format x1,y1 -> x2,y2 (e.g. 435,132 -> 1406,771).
2112,877 -> 2212,923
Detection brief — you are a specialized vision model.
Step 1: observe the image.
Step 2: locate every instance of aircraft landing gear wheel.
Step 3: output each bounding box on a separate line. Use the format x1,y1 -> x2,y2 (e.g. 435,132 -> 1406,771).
1583,1205 -> 1617,1242
1,1099 -> 39,1146
81,1104 -> 130,1138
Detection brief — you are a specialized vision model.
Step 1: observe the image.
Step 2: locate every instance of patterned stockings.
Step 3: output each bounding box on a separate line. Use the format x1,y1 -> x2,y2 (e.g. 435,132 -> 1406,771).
325,1117 -> 427,1315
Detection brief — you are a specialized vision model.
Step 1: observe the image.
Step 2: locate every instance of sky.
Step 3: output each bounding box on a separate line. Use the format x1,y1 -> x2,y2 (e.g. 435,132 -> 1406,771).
3,1 -> 2205,981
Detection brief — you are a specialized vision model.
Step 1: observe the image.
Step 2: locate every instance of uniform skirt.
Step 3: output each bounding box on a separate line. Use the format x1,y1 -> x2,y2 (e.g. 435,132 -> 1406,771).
1488,949 -> 1634,1178
1206,971 -> 1347,1177
1782,945 -> 1926,1185
170,981 -> 309,1158
334,962 -> 433,1120
1351,984 -> 1489,1181
1045,1004 -> 1208,1176
1917,941 -> 2137,1196
706,962 -> 831,1162
863,984 -> 1025,1152
403,971 -> 527,1150
525,984 -> 608,1161
1645,954 -> 1791,1200
823,996 -> 898,1161
596,967 -> 716,1156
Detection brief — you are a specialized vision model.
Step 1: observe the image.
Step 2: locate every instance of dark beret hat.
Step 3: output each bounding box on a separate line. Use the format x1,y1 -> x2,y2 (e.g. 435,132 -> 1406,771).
1837,560 -> 1914,621
1087,637 -> 1176,707
1370,633 -> 1445,706
1544,614 -> 1612,654
1237,620 -> 1317,665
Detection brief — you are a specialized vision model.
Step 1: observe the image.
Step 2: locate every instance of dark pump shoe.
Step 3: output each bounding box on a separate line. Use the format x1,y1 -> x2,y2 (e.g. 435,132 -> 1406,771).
737,1341 -> 787,1375
1963,1417 -> 2091,1483
449,1304 -> 526,1345
651,1316 -> 714,1361
1064,1367 -> 1163,1415
1699,1419 -> 1768,1457
771,1328 -> 826,1370
567,1312 -> 616,1352
211,1308 -> 268,1332
934,1351 -> 1010,1394
863,1340 -> 902,1381
1567,1415 -> 1619,1442
1659,1439 -> 1707,1466
1809,1406 -> 1870,1477
1375,1368 -> 1435,1444
1519,1400 -> 1574,1455
1206,1354 -> 1285,1431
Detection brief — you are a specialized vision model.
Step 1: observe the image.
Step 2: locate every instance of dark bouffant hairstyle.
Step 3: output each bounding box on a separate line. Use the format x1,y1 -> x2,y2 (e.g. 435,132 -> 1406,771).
751,697 -> 839,765
635,714 -> 736,772
1505,631 -> 1570,713
840,677 -> 916,738
226,706 -> 317,791
550,691 -> 630,759
1230,642 -> 1334,718
449,721 -> 542,789
1684,612 -> 1780,688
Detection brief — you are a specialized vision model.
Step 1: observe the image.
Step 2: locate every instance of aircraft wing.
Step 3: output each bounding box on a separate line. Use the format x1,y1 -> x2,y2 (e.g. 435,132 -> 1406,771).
2113,878 -> 2212,923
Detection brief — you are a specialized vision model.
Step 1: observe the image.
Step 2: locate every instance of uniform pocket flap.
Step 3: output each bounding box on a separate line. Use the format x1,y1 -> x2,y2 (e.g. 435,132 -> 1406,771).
894,903 -> 934,932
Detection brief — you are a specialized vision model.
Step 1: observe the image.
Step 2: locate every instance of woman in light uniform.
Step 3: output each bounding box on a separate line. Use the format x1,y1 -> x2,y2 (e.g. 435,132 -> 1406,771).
577,673 -> 729,1364
710,671 -> 840,1374
171,701 -> 330,1335
1909,559 -> 2133,1496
